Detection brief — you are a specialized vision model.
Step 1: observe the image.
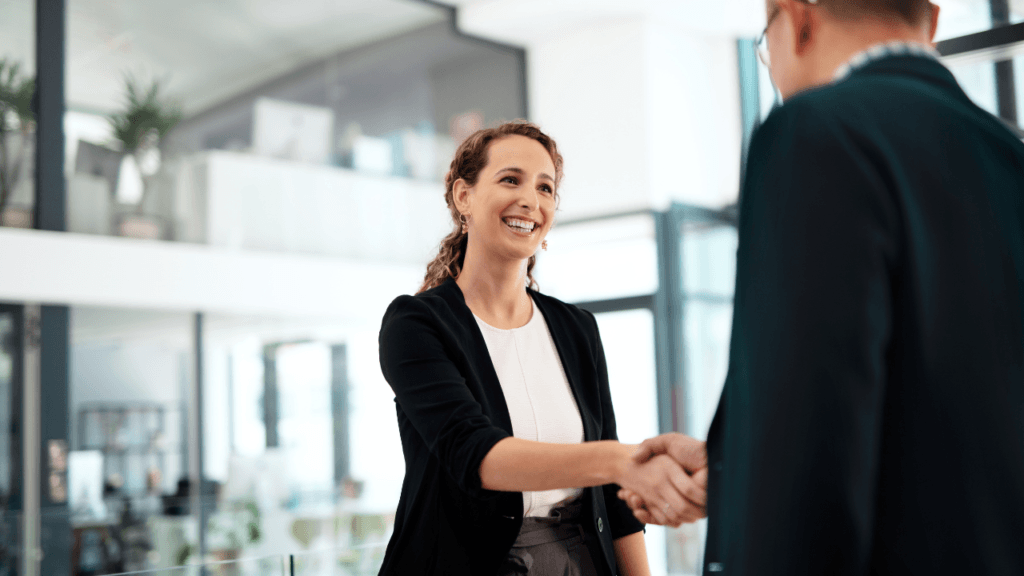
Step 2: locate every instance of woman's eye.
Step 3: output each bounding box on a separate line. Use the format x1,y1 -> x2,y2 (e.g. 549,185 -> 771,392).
540,185 -> 553,194
501,176 -> 518,185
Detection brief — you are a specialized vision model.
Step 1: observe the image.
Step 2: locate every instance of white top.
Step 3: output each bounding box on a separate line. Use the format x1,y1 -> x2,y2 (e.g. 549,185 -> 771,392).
473,299 -> 585,517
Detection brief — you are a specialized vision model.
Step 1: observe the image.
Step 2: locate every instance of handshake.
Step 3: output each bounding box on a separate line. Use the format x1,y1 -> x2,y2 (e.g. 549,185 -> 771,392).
614,433 -> 708,527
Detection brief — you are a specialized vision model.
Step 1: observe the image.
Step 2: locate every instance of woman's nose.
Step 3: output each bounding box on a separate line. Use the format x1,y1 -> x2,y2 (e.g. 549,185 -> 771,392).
518,188 -> 540,211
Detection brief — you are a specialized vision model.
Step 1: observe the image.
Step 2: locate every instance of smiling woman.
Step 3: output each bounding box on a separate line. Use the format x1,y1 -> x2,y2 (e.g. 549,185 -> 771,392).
378,122 -> 710,575
418,122 -> 563,295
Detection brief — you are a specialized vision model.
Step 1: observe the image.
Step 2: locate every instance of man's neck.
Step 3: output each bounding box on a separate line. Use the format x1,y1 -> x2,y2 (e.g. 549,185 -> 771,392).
804,19 -> 933,89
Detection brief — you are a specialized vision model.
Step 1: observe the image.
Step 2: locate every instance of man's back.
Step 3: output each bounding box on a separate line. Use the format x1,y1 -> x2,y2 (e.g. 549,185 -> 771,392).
705,54 -> 1024,575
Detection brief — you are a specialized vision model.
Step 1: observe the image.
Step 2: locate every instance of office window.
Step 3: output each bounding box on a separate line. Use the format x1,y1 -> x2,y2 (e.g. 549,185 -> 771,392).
593,309 -> 667,575
202,312 -> 400,571
535,214 -> 659,303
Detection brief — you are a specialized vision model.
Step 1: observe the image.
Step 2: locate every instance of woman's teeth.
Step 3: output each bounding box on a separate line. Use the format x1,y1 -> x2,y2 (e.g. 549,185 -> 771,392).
504,218 -> 536,233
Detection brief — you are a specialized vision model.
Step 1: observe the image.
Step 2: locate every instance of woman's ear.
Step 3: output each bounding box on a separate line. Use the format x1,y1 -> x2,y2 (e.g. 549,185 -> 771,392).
452,178 -> 472,215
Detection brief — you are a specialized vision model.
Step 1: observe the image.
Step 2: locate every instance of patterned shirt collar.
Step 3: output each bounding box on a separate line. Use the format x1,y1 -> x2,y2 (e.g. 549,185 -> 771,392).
833,41 -> 942,82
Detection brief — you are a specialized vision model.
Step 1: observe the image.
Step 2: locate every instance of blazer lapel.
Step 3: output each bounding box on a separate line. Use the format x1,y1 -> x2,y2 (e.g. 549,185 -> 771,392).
437,279 -> 516,436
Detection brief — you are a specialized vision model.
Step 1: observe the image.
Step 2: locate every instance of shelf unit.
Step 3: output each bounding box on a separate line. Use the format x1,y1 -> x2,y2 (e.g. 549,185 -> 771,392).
77,403 -> 171,495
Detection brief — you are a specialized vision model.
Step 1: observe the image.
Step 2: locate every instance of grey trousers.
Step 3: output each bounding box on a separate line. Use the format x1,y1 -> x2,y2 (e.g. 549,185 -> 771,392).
496,499 -> 613,576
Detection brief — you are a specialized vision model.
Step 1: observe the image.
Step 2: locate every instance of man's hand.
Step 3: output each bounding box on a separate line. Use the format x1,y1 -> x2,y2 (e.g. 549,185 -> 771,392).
618,433 -> 709,526
633,433 -> 707,471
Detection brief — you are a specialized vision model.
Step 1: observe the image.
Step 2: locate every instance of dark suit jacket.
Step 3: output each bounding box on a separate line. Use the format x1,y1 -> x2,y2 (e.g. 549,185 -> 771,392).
378,278 -> 643,575
704,55 -> 1024,575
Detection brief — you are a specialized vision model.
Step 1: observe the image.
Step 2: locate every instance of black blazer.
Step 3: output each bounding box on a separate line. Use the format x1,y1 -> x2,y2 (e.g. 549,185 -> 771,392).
704,55 -> 1024,575
378,278 -> 644,575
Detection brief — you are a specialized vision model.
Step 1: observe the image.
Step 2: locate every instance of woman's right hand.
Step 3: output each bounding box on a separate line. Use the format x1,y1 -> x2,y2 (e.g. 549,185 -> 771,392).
614,451 -> 707,527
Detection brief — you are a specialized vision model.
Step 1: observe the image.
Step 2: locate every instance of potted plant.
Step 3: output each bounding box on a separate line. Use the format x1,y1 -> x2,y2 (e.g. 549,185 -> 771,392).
108,75 -> 181,238
0,58 -> 35,228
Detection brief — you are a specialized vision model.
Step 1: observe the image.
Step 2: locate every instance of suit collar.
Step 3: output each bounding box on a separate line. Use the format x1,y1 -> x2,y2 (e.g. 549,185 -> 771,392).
844,53 -> 969,103
832,41 -> 940,82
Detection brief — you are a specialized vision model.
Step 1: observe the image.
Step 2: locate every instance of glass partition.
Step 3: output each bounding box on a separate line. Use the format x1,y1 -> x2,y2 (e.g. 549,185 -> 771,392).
0,0 -> 36,229
64,0 -> 524,261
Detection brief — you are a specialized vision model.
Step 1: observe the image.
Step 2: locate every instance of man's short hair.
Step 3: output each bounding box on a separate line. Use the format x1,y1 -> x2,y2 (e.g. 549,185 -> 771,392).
814,0 -> 933,27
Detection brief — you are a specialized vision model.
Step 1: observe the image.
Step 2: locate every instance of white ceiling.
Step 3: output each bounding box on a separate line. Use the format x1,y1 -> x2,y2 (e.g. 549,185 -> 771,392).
0,0 -> 446,116
437,0 -> 1024,44
2,0 -> 1022,118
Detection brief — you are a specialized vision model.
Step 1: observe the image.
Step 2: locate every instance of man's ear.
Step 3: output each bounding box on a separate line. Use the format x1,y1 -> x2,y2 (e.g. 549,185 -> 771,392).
777,0 -> 815,56
927,3 -> 941,44
793,2 -> 816,55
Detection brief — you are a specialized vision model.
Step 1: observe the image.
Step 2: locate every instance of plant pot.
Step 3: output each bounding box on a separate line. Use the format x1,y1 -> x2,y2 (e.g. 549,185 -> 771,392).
117,214 -> 163,240
0,206 -> 33,228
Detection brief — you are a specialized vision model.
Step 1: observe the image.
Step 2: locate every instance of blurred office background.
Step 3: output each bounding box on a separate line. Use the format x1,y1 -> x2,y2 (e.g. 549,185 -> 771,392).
0,0 -> 1022,574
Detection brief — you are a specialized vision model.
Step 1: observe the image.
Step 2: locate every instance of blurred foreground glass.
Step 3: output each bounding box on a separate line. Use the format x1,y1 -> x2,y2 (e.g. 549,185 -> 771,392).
100,552 -> 289,576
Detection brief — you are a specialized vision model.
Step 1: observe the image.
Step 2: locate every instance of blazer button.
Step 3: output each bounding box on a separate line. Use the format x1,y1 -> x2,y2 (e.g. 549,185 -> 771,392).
597,517 -> 604,533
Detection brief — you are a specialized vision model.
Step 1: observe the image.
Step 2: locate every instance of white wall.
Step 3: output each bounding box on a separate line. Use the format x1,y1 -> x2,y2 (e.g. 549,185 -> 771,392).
527,18 -> 654,216
645,26 -> 741,209
449,3 -> 751,217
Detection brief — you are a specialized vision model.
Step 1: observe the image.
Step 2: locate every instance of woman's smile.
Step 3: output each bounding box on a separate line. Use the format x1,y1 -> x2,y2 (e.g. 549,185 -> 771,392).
503,216 -> 539,236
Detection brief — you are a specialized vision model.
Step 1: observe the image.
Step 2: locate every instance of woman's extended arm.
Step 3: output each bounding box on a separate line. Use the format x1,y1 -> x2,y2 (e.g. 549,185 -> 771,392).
614,532 -> 652,576
479,437 -> 705,526
479,438 -> 632,491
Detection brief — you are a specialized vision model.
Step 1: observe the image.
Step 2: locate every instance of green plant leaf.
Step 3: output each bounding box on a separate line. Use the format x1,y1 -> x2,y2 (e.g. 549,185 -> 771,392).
108,74 -> 182,152
0,58 -> 35,131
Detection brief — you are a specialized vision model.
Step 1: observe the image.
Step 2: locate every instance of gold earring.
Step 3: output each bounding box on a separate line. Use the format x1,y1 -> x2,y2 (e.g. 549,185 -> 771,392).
460,214 -> 469,234
541,240 -> 548,251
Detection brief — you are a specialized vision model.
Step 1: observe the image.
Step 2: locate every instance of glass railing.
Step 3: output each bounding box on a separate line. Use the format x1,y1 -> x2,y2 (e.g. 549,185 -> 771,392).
77,542 -> 388,576
63,486 -> 393,576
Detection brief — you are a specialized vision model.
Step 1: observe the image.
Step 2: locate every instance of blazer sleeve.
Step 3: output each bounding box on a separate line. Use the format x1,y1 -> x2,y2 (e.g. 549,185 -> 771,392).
716,101 -> 898,574
585,309 -> 646,539
379,295 -> 511,499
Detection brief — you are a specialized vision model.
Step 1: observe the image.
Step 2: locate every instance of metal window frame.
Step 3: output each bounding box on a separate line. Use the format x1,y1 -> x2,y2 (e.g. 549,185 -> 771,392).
563,202 -> 738,438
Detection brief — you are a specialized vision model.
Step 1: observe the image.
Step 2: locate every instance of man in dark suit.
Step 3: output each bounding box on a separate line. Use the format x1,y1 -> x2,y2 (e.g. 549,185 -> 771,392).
622,0 -> 1024,574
